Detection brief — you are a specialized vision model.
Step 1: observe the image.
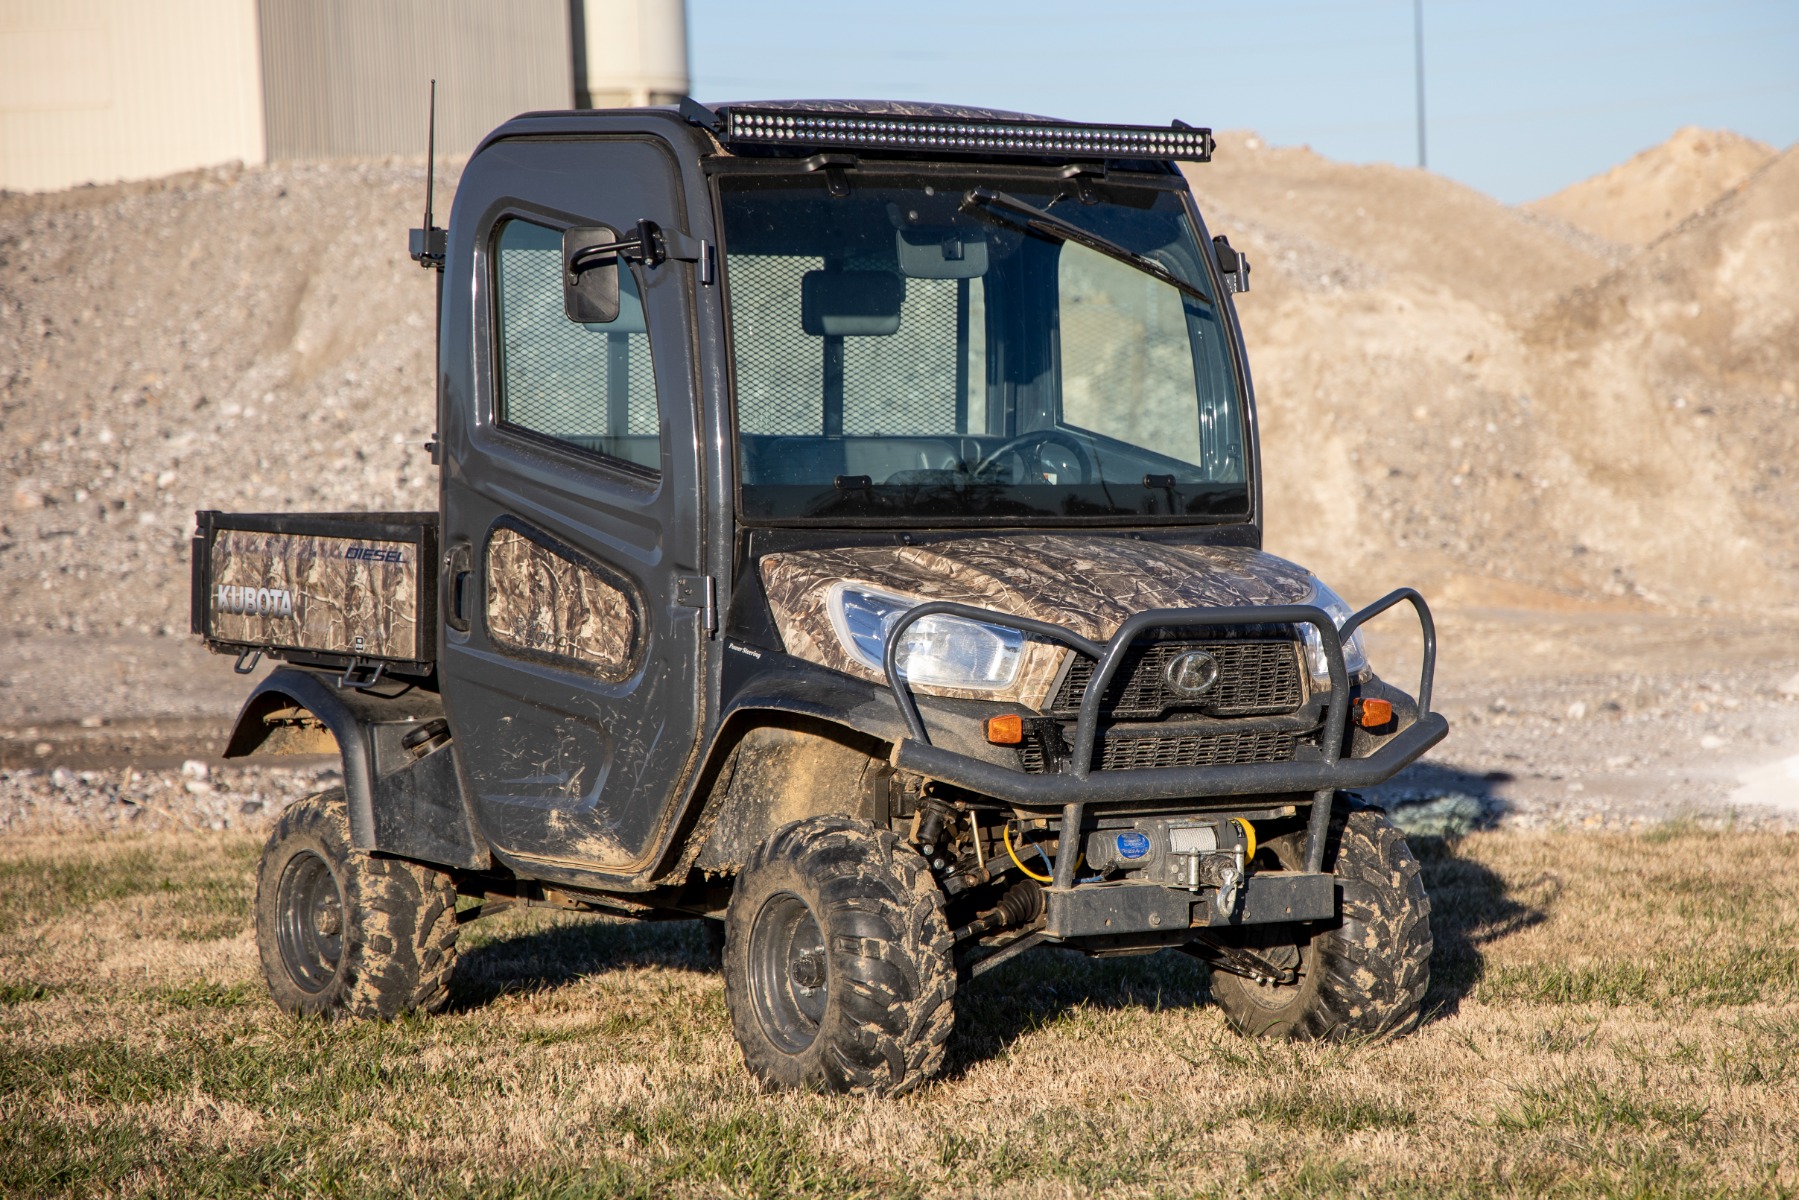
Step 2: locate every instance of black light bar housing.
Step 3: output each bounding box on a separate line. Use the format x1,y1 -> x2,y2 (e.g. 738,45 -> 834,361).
718,106 -> 1214,163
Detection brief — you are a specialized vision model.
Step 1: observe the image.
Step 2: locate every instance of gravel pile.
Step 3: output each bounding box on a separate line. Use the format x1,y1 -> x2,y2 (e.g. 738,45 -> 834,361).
1,158 -> 451,641
0,759 -> 337,835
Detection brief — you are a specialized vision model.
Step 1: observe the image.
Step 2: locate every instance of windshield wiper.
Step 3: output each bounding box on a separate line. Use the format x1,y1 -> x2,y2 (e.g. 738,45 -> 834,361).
960,188 -> 1213,308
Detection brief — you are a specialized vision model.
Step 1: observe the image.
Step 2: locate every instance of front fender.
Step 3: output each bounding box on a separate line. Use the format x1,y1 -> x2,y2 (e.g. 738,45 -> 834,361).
717,649 -> 1012,766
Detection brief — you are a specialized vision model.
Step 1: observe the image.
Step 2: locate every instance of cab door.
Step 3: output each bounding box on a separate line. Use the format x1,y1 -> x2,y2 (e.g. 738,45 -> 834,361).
437,136 -> 707,877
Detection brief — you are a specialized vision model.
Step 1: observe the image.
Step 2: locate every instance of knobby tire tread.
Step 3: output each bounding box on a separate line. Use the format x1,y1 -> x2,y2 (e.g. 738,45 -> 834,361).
1210,804 -> 1431,1041
726,815 -> 955,1097
255,790 -> 461,1020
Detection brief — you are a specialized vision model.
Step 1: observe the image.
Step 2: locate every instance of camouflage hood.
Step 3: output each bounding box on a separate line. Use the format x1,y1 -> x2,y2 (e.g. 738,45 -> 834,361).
759,535 -> 1316,706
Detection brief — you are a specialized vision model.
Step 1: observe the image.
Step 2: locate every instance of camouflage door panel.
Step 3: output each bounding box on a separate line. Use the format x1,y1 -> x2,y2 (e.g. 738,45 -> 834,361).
208,529 -> 421,659
484,525 -> 641,681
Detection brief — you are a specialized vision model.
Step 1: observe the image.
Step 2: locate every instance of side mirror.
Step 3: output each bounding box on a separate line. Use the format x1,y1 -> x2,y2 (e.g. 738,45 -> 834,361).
562,220 -> 664,324
563,226 -> 623,323
1212,234 -> 1250,295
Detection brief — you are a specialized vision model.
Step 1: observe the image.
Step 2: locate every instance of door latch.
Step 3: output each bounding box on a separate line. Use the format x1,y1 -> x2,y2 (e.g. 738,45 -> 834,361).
674,575 -> 717,636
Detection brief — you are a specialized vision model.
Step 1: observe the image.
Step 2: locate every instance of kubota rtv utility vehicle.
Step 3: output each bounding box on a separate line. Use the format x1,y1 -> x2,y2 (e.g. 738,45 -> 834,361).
193,99 -> 1447,1096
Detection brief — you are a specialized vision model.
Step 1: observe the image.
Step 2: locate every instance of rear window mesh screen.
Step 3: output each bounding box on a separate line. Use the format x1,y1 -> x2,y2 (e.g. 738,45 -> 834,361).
494,219 -> 658,463
729,254 -> 963,435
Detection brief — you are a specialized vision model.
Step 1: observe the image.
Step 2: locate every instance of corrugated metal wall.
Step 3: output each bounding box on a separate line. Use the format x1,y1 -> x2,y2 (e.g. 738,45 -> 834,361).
256,0 -> 574,161
0,0 -> 264,193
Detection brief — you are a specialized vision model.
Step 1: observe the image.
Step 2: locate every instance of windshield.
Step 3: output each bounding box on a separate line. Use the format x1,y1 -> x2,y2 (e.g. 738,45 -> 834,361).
719,169 -> 1248,525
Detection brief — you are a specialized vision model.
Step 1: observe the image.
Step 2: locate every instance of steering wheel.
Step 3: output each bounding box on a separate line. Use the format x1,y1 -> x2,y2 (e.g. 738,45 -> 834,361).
972,429 -> 1096,485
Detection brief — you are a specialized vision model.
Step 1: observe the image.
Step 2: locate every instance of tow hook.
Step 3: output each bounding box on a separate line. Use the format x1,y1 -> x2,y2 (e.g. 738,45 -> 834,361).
1214,862 -> 1243,919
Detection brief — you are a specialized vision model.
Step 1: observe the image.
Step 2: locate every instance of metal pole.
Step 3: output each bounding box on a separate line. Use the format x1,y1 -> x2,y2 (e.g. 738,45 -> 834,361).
1414,0 -> 1427,170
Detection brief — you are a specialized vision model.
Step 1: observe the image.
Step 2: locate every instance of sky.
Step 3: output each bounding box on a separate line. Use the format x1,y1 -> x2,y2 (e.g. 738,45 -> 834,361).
687,0 -> 1799,205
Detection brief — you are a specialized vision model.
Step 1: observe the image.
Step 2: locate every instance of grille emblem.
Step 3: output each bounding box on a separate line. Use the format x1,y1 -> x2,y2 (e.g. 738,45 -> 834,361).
1163,650 -> 1221,698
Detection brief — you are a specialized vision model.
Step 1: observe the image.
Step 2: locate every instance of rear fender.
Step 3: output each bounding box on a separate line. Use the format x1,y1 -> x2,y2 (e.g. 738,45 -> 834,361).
223,667 -> 489,869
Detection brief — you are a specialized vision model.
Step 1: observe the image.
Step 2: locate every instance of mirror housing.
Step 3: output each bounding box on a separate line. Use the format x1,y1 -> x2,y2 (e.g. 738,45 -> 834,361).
1212,234 -> 1251,294
563,226 -> 623,323
801,270 -> 904,336
562,220 -> 666,324
896,227 -> 987,279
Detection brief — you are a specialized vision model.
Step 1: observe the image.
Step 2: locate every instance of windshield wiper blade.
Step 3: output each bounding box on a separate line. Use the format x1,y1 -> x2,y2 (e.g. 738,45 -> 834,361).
960,188 -> 1212,308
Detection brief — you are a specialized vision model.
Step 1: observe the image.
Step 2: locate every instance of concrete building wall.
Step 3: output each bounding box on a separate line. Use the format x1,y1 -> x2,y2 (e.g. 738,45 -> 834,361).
257,0 -> 574,161
0,0 -> 691,193
0,0 -> 265,193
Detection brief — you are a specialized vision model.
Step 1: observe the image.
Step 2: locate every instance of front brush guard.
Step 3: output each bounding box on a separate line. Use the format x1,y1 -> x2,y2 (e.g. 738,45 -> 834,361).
882,588 -> 1446,887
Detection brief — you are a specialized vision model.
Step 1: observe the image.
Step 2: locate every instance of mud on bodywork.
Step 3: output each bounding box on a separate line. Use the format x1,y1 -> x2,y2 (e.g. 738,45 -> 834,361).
207,529 -> 422,659
760,535 -> 1314,708
484,525 -> 641,680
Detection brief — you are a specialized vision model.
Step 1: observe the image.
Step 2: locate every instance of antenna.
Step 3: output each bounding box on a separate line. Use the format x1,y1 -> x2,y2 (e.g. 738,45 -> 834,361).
423,78 -> 436,235
408,79 -> 446,269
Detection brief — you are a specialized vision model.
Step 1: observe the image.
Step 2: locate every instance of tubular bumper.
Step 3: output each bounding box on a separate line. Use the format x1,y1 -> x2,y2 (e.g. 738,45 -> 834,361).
882,588 -> 1446,808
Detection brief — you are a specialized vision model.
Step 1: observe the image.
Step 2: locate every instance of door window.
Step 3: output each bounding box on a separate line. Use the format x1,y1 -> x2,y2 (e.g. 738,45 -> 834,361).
492,217 -> 661,472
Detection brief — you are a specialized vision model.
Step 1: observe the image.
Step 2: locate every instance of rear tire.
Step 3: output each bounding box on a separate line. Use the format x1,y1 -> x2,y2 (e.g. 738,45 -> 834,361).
723,816 -> 955,1096
1206,802 -> 1431,1040
254,789 -> 461,1019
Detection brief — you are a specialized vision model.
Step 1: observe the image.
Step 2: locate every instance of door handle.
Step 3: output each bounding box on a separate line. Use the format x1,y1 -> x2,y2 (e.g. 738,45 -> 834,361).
444,543 -> 473,632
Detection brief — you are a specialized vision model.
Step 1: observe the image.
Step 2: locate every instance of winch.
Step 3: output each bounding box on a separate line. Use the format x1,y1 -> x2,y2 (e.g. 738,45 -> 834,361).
1084,816 -> 1259,916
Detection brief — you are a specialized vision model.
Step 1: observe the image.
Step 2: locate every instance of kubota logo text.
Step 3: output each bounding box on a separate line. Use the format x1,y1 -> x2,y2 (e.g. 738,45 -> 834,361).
216,584 -> 294,617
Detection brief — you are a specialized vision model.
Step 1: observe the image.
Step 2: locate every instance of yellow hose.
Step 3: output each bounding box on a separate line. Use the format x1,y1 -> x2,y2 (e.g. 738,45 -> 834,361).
1004,821 -> 1054,883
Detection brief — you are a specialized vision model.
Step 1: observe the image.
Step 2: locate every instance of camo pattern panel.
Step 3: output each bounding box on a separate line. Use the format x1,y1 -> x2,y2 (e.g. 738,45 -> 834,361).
485,526 -> 639,681
760,535 -> 1314,709
208,529 -> 420,659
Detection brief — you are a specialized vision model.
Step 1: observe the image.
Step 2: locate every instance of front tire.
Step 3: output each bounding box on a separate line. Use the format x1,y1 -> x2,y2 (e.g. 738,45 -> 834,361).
254,789 -> 461,1019
723,816 -> 956,1096
1206,803 -> 1431,1040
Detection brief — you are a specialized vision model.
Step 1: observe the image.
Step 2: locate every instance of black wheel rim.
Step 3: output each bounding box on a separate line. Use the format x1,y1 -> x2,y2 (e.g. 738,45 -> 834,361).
748,891 -> 829,1054
275,849 -> 345,993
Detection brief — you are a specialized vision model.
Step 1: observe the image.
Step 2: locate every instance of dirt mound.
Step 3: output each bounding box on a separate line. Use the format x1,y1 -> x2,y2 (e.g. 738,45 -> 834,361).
1523,144 -> 1799,602
1190,132 -> 1624,316
1185,134 -> 1799,613
1528,126 -> 1777,246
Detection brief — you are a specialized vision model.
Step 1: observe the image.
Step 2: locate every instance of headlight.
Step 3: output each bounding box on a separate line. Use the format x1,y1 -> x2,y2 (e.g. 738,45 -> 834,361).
1297,577 -> 1369,688
826,583 -> 1025,691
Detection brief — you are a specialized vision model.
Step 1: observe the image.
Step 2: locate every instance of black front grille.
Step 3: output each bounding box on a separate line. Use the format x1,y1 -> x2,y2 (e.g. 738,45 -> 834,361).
1050,639 -> 1303,719
1018,727 -> 1306,773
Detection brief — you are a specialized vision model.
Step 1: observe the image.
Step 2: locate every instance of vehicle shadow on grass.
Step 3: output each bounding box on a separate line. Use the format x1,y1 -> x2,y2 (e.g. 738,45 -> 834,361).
1371,762 -> 1559,1024
444,914 -> 722,1010
1409,823 -> 1557,1025
943,944 -> 1215,1080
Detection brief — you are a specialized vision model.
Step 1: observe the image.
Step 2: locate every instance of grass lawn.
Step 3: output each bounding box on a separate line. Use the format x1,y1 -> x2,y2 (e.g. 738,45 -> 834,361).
1,825 -> 1796,1198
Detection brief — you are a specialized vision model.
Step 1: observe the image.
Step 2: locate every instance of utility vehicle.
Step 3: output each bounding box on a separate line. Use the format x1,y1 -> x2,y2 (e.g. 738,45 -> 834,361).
193,99 -> 1447,1096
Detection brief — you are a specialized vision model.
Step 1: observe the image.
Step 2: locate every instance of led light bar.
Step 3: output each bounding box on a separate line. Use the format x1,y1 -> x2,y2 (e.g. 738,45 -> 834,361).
720,108 -> 1214,162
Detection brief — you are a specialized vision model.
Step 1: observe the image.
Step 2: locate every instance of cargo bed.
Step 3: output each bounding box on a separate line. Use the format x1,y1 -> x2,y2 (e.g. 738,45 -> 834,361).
191,511 -> 438,680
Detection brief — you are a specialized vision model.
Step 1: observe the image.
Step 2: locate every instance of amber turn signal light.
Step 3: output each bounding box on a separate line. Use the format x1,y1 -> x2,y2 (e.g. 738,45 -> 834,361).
1357,698 -> 1394,728
985,714 -> 1025,744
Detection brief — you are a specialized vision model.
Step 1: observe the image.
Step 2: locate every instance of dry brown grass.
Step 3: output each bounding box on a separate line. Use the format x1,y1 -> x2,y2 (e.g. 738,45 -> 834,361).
3,825 -> 1797,1198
